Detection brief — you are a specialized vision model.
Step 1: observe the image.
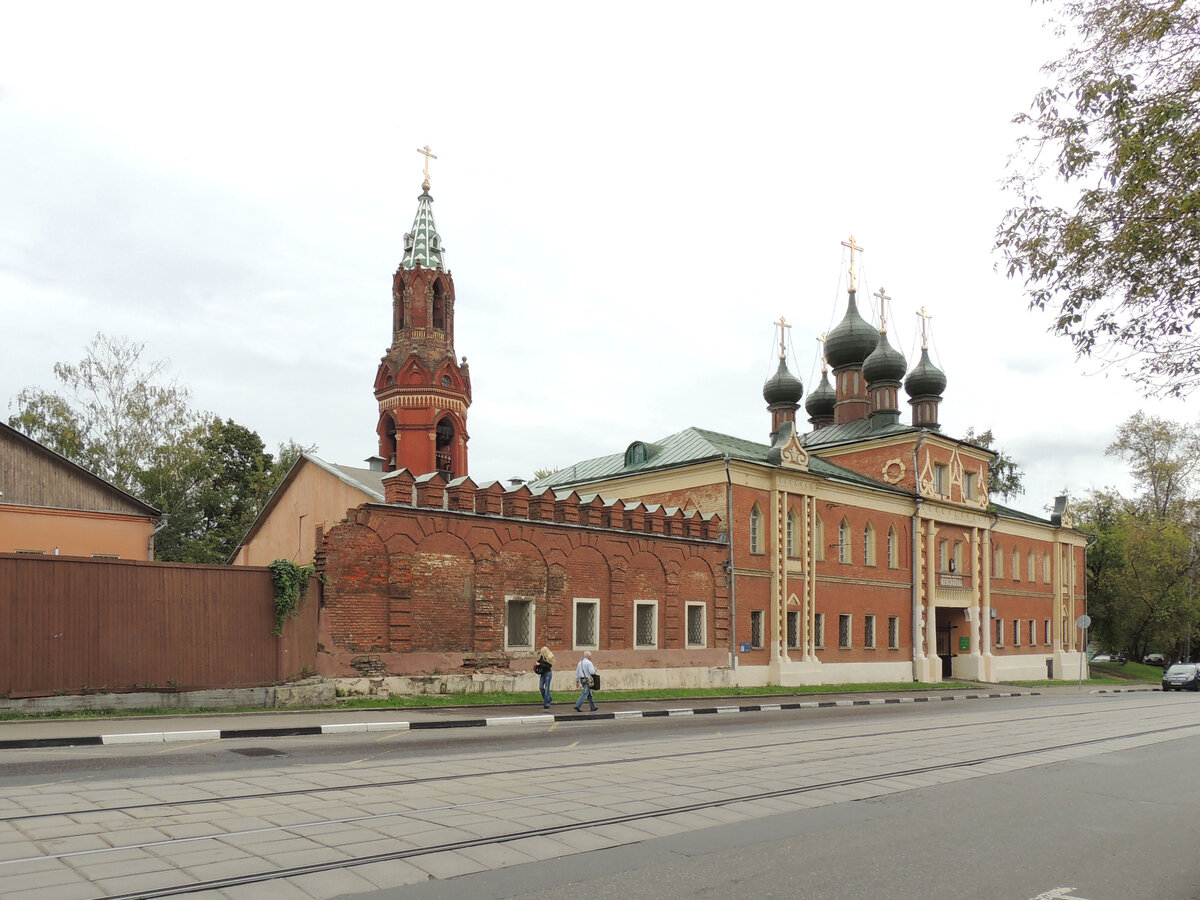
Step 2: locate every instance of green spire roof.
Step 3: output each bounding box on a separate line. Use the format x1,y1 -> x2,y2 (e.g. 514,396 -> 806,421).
401,188 -> 446,271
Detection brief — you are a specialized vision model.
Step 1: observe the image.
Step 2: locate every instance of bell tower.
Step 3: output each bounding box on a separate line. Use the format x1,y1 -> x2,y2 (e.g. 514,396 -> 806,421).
374,147 -> 471,477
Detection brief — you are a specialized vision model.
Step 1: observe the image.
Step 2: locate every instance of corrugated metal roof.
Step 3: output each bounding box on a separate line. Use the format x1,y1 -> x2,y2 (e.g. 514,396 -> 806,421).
528,425 -> 906,497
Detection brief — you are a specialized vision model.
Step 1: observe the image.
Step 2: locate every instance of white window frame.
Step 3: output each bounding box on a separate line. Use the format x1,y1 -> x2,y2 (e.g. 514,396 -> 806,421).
863,522 -> 876,567
839,613 -> 852,649
964,470 -> 976,499
750,610 -> 765,649
685,602 -> 706,648
1013,618 -> 1021,647
887,526 -> 899,568
787,609 -> 800,649
864,614 -> 876,649
786,509 -> 797,557
1029,619 -> 1037,645
838,519 -> 851,564
504,595 -> 536,650
814,612 -> 825,649
996,618 -> 1005,647
749,504 -> 762,554
573,597 -> 599,650
888,615 -> 899,649
634,600 -> 658,649
934,463 -> 948,495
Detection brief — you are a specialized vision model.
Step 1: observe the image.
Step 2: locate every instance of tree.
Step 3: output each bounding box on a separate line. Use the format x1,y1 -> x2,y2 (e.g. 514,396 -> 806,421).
1107,411 -> 1200,518
962,426 -> 1026,502
996,0 -> 1200,396
9,333 -> 198,493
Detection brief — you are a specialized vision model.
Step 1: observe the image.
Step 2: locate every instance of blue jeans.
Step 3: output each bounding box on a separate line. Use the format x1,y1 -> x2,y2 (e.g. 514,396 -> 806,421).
539,670 -> 553,707
575,680 -> 596,710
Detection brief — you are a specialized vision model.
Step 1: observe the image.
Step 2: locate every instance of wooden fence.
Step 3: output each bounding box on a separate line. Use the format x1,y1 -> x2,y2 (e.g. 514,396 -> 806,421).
0,554 -> 317,699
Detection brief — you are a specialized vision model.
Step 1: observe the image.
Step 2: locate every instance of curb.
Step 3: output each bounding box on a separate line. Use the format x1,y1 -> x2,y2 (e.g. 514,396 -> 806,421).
0,690 -> 1052,751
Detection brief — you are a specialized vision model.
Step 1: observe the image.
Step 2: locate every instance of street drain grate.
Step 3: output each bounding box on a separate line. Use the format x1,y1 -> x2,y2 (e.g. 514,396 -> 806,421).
229,747 -> 286,757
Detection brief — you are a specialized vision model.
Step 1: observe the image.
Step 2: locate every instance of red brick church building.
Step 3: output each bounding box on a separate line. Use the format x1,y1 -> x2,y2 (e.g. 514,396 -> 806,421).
312,165 -> 1087,690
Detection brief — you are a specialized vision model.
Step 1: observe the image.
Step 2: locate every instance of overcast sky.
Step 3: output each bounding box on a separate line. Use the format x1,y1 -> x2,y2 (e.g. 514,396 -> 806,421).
2,1 -> 1194,517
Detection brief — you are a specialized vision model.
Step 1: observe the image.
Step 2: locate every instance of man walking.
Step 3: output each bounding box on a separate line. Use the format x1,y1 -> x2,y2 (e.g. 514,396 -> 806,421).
574,651 -> 597,712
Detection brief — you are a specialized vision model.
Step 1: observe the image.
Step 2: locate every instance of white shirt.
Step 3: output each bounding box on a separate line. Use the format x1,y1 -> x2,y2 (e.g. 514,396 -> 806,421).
575,657 -> 596,683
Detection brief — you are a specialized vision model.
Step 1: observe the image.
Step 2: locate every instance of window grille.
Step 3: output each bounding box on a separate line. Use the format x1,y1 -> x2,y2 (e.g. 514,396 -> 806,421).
814,612 -> 825,648
750,610 -> 764,649
888,616 -> 899,649
787,610 -> 799,649
864,615 -> 876,649
575,600 -> 598,648
635,603 -> 657,648
506,598 -> 534,649
686,604 -> 705,647
839,614 -> 851,649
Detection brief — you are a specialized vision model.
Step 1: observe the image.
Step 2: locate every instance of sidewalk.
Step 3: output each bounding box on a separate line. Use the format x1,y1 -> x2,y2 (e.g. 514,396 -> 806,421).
0,683 -> 1155,751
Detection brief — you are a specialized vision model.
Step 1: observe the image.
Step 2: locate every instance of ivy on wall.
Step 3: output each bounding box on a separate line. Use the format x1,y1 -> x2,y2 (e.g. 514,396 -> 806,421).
268,559 -> 315,636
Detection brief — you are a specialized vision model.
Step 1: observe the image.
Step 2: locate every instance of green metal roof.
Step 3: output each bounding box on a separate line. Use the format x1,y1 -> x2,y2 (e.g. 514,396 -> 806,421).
401,189 -> 445,271
528,426 -> 907,497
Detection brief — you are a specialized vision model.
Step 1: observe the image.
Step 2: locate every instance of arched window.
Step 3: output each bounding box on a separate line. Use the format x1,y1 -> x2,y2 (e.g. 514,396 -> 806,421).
1042,552 -> 1051,583
815,516 -> 825,561
432,279 -> 447,330
994,544 -> 1004,578
749,505 -> 762,554
838,519 -> 851,564
863,522 -> 876,566
786,509 -> 797,557
1028,550 -> 1036,583
887,526 -> 899,568
1012,549 -> 1021,581
435,417 -> 455,478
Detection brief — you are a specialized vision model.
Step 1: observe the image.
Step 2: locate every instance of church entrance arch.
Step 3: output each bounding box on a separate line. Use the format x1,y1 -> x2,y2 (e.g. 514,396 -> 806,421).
934,608 -> 957,678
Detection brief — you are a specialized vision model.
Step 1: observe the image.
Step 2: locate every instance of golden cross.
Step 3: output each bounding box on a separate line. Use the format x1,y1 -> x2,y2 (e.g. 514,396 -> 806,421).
874,286 -> 891,332
841,235 -> 863,291
416,144 -> 438,188
917,305 -> 933,349
773,316 -> 791,359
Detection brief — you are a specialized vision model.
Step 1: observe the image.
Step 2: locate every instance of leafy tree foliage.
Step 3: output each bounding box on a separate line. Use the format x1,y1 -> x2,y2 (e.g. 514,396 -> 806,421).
9,333 -> 197,493
1107,410 -> 1200,518
996,0 -> 1200,395
9,334 -> 315,563
962,426 -> 1026,502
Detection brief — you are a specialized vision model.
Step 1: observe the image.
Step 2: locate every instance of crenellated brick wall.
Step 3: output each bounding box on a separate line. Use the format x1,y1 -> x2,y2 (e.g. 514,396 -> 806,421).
317,471 -> 729,679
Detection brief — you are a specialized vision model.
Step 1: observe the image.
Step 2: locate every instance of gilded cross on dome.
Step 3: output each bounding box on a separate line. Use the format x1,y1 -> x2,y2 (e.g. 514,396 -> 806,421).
773,316 -> 791,359
874,286 -> 891,332
917,306 -> 933,349
841,235 -> 863,291
416,144 -> 438,191
817,332 -> 828,368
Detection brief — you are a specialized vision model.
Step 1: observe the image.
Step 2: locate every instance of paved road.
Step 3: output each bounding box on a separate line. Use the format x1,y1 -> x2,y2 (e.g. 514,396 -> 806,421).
0,686 -> 1189,899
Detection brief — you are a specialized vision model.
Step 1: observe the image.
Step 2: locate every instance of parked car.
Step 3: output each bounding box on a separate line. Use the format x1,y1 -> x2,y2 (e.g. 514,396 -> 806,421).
1144,653 -> 1167,667
1162,663 -> 1200,691
1091,652 -> 1113,663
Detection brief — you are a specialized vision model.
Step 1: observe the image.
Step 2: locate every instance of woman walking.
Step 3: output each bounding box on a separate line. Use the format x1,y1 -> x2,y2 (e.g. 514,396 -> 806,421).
534,646 -> 555,709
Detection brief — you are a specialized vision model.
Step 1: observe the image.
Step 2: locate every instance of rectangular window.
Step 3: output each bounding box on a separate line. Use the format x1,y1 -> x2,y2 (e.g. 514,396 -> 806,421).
938,540 -> 948,572
1042,554 -> 1051,583
839,614 -> 852,649
934,463 -> 948,494
574,599 -> 599,649
505,597 -> 535,650
749,507 -> 762,554
964,471 -> 976,499
1013,619 -> 1021,646
787,610 -> 800,649
864,615 -> 876,649
634,602 -> 658,649
1045,619 -> 1051,645
887,528 -> 898,568
750,610 -> 764,649
686,603 -> 706,648
786,513 -> 796,557
888,616 -> 900,649
814,612 -> 825,649
953,542 -> 963,574
1029,619 -> 1037,645
995,618 -> 1004,647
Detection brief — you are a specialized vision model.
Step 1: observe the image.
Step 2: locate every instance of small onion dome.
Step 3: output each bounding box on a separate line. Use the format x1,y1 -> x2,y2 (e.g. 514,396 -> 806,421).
805,368 -> 836,418
762,356 -> 804,406
904,347 -> 947,398
863,329 -> 907,385
824,290 -> 879,369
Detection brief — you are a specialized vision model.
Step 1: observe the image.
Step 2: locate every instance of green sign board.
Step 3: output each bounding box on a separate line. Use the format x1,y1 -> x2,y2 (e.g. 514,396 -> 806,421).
958,636 -> 970,651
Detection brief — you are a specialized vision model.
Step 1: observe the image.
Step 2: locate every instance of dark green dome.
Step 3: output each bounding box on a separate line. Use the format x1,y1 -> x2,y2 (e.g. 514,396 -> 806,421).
805,368 -> 836,418
762,357 -> 803,406
863,329 -> 907,384
904,347 -> 947,397
824,290 -> 879,369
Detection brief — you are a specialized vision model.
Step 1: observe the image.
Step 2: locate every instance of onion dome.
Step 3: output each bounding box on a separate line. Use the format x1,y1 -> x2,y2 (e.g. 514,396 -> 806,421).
762,356 -> 804,406
863,329 -> 907,385
805,367 -> 836,419
824,290 -> 879,369
904,347 -> 947,398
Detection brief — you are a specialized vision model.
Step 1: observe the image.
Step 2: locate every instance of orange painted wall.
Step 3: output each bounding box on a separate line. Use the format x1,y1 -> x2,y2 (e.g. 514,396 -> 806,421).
0,505 -> 155,559
232,463 -> 375,567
